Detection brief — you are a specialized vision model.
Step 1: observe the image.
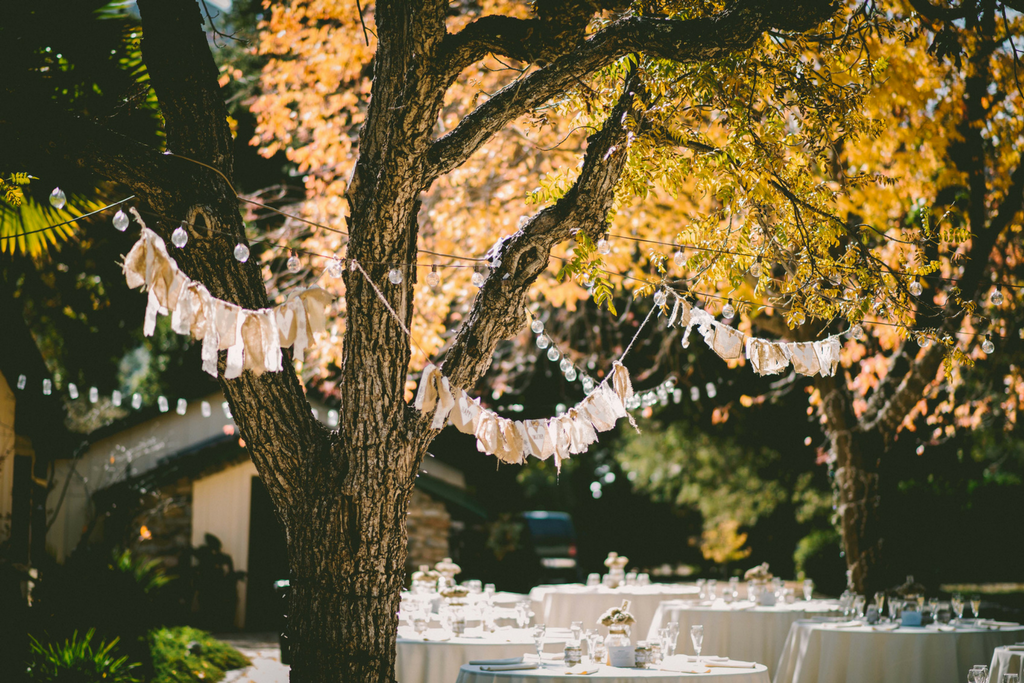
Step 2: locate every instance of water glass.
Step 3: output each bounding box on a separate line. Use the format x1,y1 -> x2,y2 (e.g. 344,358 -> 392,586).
707,579 -> 718,601
516,601 -> 530,629
952,593 -> 965,622
970,665 -> 989,683
971,595 -> 982,620
696,578 -> 707,601
626,571 -> 638,586
668,620 -> 679,653
638,572 -> 651,586
690,625 -> 704,662
484,583 -> 496,599
533,624 -> 547,664
853,595 -> 866,618
571,621 -> 583,645
466,579 -> 483,594
803,578 -> 814,601
749,580 -> 759,602
1002,675 -> 1019,683
587,572 -> 601,587
588,630 -> 606,663
887,598 -> 901,621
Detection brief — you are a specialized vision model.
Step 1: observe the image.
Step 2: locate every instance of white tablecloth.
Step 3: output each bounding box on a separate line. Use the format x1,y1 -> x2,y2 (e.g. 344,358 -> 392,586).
529,584 -> 700,632
457,658 -> 770,683
774,620 -> 1024,683
397,628 -> 544,683
989,644 -> 1024,682
646,600 -> 839,676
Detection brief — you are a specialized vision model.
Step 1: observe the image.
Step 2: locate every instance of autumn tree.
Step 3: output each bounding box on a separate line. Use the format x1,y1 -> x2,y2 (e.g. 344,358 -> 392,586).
3,0 -> 933,680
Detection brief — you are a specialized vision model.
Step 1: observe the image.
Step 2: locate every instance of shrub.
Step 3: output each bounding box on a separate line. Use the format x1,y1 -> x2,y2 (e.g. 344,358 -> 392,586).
148,627 -> 249,683
26,629 -> 140,683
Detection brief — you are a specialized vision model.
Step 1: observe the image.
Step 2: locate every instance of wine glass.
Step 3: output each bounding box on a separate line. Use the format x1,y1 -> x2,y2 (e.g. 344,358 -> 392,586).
1002,674 -> 1019,683
583,629 -> 598,663
532,624 -> 547,665
971,595 -> 982,621
951,593 -> 965,623
803,579 -> 814,601
874,592 -> 885,615
571,621 -> 583,645
690,625 -> 704,663
970,665 -> 989,683
853,595 -> 866,618
667,621 -> 679,657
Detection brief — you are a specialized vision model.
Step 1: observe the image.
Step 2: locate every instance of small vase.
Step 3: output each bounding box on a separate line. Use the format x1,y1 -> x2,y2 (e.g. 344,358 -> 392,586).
605,625 -> 634,667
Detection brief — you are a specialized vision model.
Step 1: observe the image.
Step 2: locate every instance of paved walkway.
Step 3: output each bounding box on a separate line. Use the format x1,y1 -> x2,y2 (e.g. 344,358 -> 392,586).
215,633 -> 290,683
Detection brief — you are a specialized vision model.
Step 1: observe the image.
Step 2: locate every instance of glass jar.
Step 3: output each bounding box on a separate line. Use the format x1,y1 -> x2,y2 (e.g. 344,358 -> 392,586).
634,641 -> 651,668
605,625 -> 634,667
563,643 -> 582,667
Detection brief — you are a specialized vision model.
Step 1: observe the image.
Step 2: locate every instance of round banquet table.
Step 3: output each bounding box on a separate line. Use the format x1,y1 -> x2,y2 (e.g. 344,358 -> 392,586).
989,644 -> 1024,682
397,627 -> 562,683
456,659 -> 770,683
773,620 -> 1024,683
529,584 -> 700,632
646,599 -> 839,676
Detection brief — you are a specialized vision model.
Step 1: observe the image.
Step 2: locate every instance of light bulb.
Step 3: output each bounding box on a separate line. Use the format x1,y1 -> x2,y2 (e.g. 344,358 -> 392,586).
287,253 -> 301,273
547,346 -> 561,362
43,379 -> 52,395
234,243 -> 250,262
201,401 -> 212,417
722,301 -> 735,320
917,334 -> 930,348
222,401 -> 232,418
327,409 -> 339,427
112,390 -> 122,406
565,367 -> 577,382
426,267 -> 440,287
597,238 -> 611,255
89,386 -> 99,403
471,271 -> 485,287
829,273 -> 842,287
690,386 -> 700,401
171,224 -> 188,248
49,187 -> 67,209
328,259 -> 344,278
132,393 -> 143,409
982,336 -> 995,354
388,268 -> 403,284
991,289 -> 1004,305
653,289 -> 667,307
68,383 -> 79,399
705,382 -> 717,398
750,259 -> 761,278
176,398 -> 188,415
112,209 -> 129,232
791,310 -> 806,327
16,374 -> 26,390
850,324 -> 865,341
158,396 -> 169,412
536,335 -> 550,349
909,279 -> 923,296
582,377 -> 594,393
559,357 -> 572,373
531,319 -> 544,334
673,251 -> 685,268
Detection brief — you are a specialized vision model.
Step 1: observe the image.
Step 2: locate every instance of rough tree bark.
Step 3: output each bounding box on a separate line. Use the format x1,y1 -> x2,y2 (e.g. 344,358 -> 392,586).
3,0 -> 844,679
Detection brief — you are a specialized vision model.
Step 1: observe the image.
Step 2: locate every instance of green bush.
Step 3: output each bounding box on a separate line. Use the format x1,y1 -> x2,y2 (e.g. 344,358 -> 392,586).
148,627 -> 249,683
26,629 -> 140,683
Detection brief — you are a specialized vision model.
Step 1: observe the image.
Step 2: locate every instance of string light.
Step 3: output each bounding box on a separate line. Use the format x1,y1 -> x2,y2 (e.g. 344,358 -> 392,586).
597,238 -> 611,255
722,299 -> 735,320
16,374 -> 26,390
89,386 -> 99,403
653,288 -> 667,307
287,251 -> 301,273
426,265 -> 440,287
49,187 -> 67,209
68,383 -> 79,400
536,335 -> 551,349
850,324 -> 865,341
112,390 -> 122,407
171,223 -> 188,248
233,243 -> 250,263
546,346 -> 561,362
157,396 -> 169,412
43,379 -> 52,395
991,289 -> 1004,305
201,401 -> 212,417
673,250 -> 685,268
750,256 -> 762,278
531,319 -> 544,334
909,279 -> 923,296
982,335 -> 995,354
327,258 -> 344,278
132,393 -> 143,409
471,270 -> 485,287
176,398 -> 188,415
112,209 -> 129,232
388,268 -> 403,285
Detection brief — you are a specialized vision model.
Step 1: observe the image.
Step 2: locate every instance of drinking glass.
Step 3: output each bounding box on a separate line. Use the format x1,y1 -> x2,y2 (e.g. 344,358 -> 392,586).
668,620 -> 679,655
874,592 -> 885,614
970,665 -> 989,683
484,583 -> 496,600
1002,675 -> 1018,683
638,572 -> 651,587
803,578 -> 814,601
952,593 -> 965,622
927,598 -> 940,620
971,595 -> 982,621
583,629 -> 598,662
916,595 -> 925,612
658,627 -> 671,661
626,571 -> 638,586
749,580 -> 759,602
516,601 -> 530,629
853,595 -> 866,618
588,630 -> 606,664
696,578 -> 707,601
571,621 -> 583,645
707,579 -> 718,601
532,624 -> 547,665
887,598 -> 901,622
690,625 -> 704,663
587,572 -> 601,587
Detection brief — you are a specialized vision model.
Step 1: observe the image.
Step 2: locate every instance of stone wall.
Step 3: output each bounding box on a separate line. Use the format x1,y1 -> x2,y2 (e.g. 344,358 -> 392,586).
406,488 -> 451,570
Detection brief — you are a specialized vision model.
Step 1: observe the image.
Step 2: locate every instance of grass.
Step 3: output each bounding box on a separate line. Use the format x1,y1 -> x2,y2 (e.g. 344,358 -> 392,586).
148,627 -> 250,683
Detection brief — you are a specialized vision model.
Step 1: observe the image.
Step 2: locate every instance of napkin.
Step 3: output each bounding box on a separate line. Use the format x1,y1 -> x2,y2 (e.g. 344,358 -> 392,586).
871,624 -> 900,631
565,664 -> 600,675
825,620 -> 864,629
468,657 -> 523,666
981,620 -> 1020,629
480,664 -> 539,671
925,624 -> 956,632
705,659 -> 757,669
659,659 -> 712,674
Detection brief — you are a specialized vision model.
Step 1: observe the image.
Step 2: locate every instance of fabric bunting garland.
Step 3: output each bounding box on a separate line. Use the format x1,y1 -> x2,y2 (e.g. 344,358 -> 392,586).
122,212 -> 334,379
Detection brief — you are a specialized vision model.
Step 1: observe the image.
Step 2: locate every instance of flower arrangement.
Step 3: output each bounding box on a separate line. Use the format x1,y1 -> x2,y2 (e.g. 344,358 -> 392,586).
743,562 -> 773,582
603,552 -> 629,571
440,585 -> 470,600
434,557 -> 462,582
411,565 -> 441,583
598,600 -> 636,628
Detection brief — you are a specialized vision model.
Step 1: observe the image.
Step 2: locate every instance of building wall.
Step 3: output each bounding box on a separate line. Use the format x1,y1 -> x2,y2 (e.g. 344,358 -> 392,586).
191,459 -> 257,629
406,488 -> 452,571
0,371 -> 15,541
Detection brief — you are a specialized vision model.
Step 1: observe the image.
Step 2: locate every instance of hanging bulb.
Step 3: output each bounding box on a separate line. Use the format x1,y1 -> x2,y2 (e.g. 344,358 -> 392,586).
673,250 -> 685,268
909,279 -> 923,296
43,379 -> 52,395
49,187 -> 67,209
597,238 -> 611,255
112,390 -> 122,407
917,334 -> 931,348
388,268 -> 403,284
426,266 -> 440,287
722,299 -> 735,320
112,209 -> 129,232
982,335 -> 995,354
531,319 -> 544,334
565,367 -> 577,382
547,346 -> 561,362
68,383 -> 79,399
750,257 -> 762,278
850,324 -> 865,341
653,289 -> 667,307
991,289 -> 1004,305
234,243 -> 250,263
328,259 -> 344,278
89,386 -> 99,403
201,401 -> 212,417
559,357 -> 573,373
536,335 -> 550,349
791,310 -> 806,327
829,272 -> 842,287
171,223 -> 188,248
705,382 -> 718,399
471,270 -> 485,287
132,393 -> 143,409
16,374 -> 26,390
158,396 -> 169,412
176,398 -> 188,415
287,252 -> 301,273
